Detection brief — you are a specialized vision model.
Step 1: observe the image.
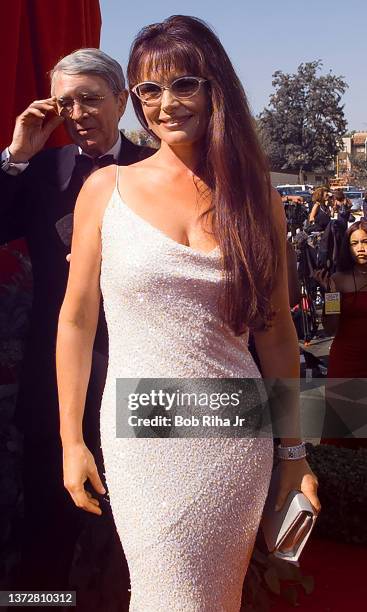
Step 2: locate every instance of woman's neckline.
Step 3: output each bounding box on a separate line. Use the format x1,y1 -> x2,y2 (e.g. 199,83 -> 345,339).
112,186 -> 220,258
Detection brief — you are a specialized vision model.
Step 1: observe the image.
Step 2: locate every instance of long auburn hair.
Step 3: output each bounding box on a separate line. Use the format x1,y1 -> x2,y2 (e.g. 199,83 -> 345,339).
127,15 -> 279,334
338,220 -> 367,272
312,187 -> 328,205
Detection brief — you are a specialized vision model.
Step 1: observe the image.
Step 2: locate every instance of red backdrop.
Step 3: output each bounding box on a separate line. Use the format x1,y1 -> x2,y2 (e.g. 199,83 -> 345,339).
0,0 -> 101,283
1,0 -> 101,149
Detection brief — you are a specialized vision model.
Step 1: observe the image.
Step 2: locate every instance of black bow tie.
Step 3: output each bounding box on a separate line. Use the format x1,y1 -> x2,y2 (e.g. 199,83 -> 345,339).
75,153 -> 115,178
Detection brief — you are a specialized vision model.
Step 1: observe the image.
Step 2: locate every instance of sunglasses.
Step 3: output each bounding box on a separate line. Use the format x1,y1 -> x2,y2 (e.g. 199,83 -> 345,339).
131,76 -> 208,105
56,92 -> 115,115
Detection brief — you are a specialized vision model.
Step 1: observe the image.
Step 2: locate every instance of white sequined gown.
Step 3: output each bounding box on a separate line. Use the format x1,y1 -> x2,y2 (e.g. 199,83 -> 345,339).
99,170 -> 273,612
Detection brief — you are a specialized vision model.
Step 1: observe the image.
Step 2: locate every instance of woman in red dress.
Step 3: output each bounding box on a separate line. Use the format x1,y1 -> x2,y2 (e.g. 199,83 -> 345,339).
315,220 -> 367,447
324,220 -> 367,377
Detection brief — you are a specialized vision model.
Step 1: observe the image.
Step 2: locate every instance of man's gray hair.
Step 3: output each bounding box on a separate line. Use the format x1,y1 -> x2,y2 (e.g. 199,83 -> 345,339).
50,48 -> 125,93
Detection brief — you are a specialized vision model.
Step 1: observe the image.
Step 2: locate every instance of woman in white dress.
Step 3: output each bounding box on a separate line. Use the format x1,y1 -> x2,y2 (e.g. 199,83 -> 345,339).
56,15 -> 320,611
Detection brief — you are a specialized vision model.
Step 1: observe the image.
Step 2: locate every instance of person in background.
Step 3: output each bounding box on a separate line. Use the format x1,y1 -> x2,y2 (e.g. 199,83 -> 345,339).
332,189 -> 353,228
315,220 -> 367,378
308,187 -> 331,231
314,220 -> 367,448
0,48 -> 152,596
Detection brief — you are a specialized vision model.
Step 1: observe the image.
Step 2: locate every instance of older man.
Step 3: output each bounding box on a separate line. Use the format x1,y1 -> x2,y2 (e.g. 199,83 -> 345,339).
0,48 -> 152,597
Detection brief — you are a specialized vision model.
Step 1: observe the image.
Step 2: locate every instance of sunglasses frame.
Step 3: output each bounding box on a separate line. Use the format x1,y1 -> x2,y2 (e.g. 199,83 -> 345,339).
56,92 -> 117,115
131,76 -> 208,105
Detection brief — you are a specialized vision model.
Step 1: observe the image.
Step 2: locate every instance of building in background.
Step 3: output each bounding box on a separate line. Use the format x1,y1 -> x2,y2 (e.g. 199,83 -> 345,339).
334,132 -> 367,187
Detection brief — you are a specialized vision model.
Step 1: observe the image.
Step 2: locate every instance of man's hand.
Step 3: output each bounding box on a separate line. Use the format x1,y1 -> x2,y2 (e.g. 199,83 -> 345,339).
9,97 -> 64,162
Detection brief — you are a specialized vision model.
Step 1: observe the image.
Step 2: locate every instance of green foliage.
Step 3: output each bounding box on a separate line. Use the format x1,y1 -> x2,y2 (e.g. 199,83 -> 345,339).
124,129 -> 158,148
306,442 -> 367,544
0,384 -> 24,589
349,155 -> 367,184
0,249 -> 32,587
258,60 -> 348,179
0,248 -> 32,369
242,545 -> 315,610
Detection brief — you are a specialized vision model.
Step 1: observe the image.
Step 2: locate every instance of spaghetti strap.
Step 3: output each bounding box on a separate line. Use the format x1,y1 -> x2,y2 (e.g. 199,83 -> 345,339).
115,164 -> 120,190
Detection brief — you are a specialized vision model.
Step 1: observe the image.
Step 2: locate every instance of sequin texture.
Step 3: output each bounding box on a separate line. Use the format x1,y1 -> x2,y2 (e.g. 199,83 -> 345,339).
99,185 -> 273,611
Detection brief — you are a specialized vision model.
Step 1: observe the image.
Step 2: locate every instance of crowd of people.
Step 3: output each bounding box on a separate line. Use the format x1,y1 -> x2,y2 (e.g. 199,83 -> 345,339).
283,183 -> 367,441
1,12 -> 364,612
282,185 -> 367,234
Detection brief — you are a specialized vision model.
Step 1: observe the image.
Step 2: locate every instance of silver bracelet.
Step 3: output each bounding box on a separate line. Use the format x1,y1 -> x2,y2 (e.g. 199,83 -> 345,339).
276,442 -> 307,461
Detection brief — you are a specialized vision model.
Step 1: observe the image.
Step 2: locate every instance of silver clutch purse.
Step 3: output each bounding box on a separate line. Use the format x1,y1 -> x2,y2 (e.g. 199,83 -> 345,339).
261,462 -> 317,563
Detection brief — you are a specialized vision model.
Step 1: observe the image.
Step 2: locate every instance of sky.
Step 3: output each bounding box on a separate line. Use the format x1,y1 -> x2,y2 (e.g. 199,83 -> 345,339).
100,0 -> 367,133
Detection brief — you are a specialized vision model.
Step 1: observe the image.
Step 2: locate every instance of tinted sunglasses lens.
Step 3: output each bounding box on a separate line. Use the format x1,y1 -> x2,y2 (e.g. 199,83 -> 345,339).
172,78 -> 200,98
137,83 -> 162,101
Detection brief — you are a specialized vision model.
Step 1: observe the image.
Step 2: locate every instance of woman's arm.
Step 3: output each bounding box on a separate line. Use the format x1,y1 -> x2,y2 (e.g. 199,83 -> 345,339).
56,166 -> 115,515
253,190 -> 320,512
308,202 -> 319,223
253,189 -> 300,431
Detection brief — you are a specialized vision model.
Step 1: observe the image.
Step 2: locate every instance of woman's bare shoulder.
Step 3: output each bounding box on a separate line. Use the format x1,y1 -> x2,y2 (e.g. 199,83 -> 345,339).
269,187 -> 284,210
81,164 -> 116,193
118,154 -> 169,199
74,165 -> 116,227
269,186 -> 281,200
270,187 -> 286,229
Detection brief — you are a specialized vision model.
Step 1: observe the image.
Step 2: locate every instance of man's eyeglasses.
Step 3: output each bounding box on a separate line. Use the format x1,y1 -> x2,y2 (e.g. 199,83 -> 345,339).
131,76 -> 208,105
56,93 -> 114,115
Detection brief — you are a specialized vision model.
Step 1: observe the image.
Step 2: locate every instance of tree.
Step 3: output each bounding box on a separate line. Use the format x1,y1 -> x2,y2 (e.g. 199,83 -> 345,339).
349,155 -> 367,186
258,60 -> 348,182
123,128 -> 158,148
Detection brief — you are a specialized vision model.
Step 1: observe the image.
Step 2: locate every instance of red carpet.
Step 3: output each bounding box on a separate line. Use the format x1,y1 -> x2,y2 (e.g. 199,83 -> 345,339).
271,537 -> 366,611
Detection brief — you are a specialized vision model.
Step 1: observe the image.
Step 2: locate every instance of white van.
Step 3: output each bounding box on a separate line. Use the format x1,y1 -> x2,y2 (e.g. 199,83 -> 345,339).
276,184 -> 313,193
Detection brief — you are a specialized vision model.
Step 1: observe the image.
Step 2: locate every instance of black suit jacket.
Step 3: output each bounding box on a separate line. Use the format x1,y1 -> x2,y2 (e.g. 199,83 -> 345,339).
0,132 -> 153,439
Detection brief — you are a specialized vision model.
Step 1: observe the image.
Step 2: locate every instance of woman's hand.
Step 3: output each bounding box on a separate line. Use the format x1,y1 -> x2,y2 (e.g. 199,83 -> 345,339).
62,442 -> 106,516
275,458 -> 321,514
